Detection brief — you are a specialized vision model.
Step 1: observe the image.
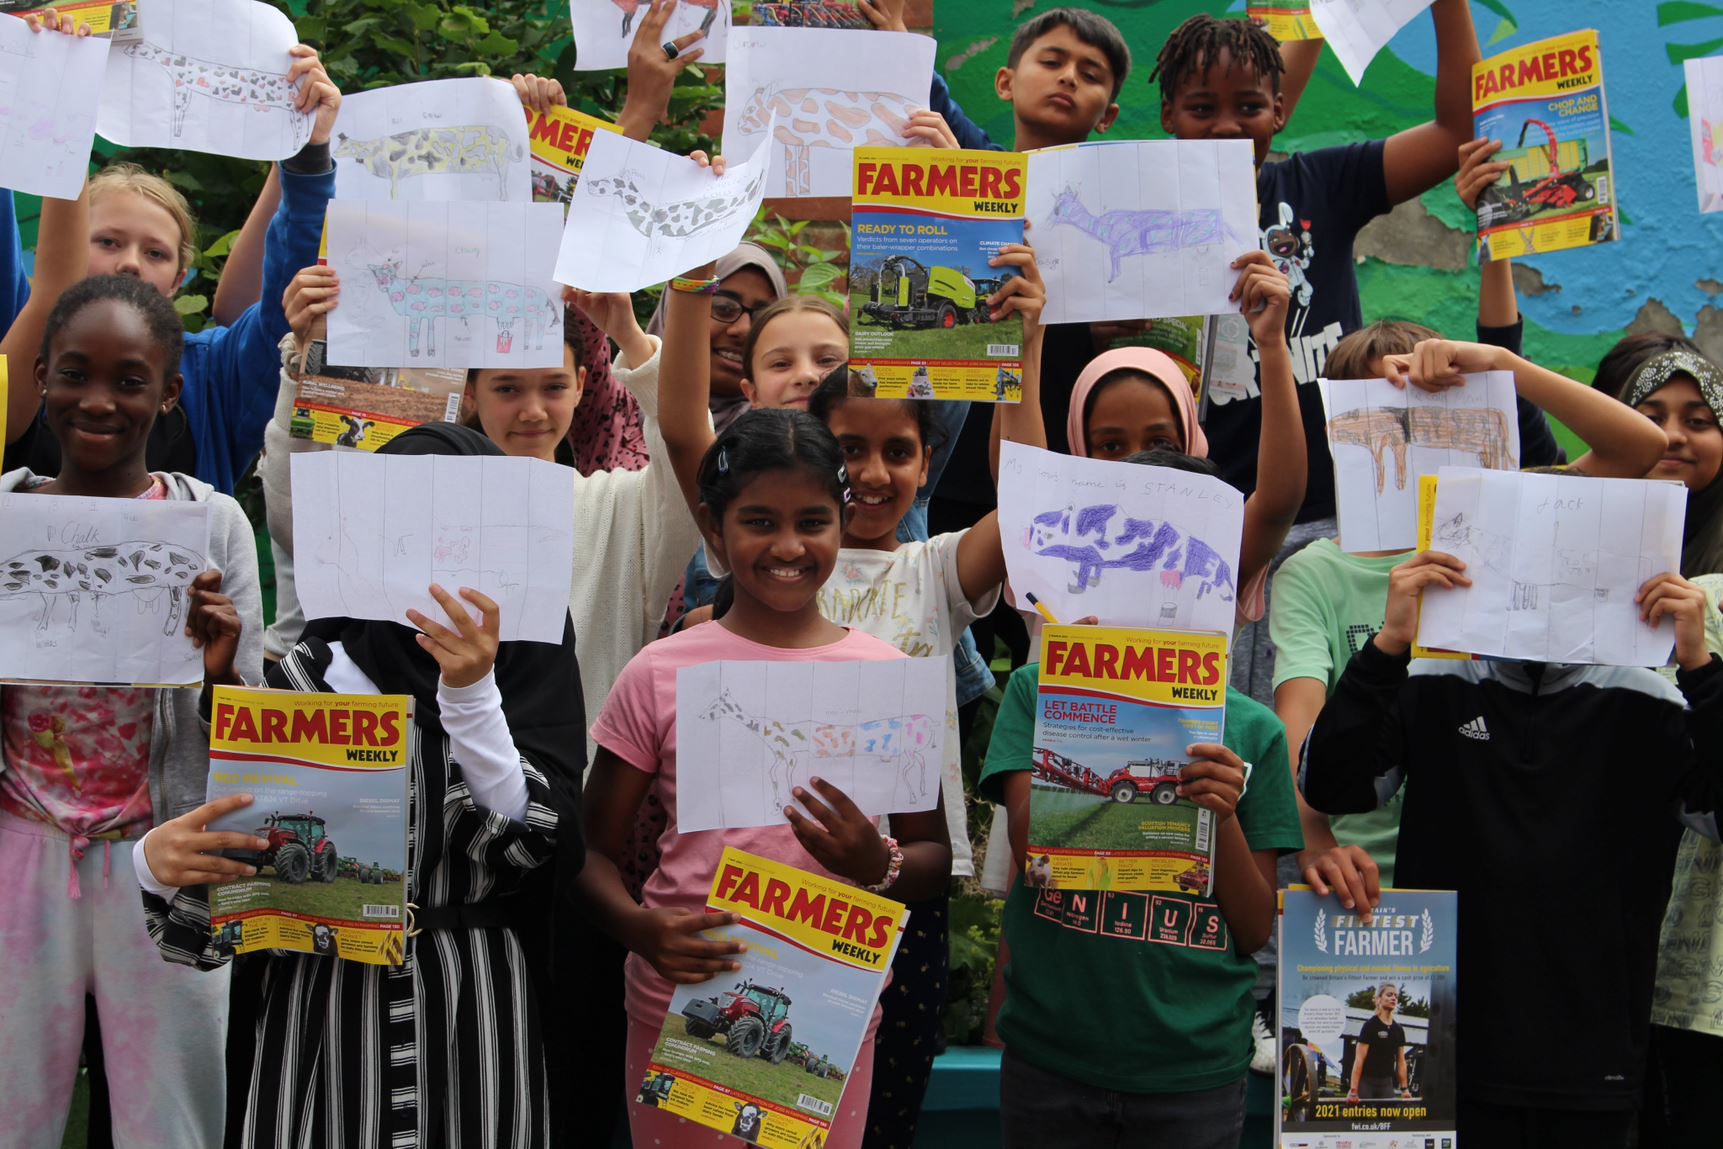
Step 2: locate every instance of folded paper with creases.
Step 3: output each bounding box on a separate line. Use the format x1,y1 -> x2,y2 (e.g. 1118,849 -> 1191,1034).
289,452 -> 576,644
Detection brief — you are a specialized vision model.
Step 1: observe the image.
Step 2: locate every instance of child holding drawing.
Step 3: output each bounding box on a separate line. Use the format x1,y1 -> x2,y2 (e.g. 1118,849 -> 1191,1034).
0,275 -> 263,1147
0,9 -> 341,496
136,421 -> 584,1149
577,406 -> 953,1149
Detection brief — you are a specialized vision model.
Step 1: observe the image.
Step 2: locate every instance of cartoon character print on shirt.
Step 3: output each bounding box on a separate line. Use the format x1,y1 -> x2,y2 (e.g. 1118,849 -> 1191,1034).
1212,200 -> 1346,404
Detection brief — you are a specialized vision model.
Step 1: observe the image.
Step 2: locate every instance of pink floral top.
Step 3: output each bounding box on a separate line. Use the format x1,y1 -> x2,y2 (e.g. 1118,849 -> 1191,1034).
0,477 -> 167,854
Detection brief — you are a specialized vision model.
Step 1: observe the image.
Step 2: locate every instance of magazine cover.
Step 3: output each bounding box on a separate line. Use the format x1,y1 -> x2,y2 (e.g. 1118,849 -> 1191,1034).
1,0 -> 139,37
850,146 -> 1027,402
1473,29 -> 1616,261
204,687 -> 411,966
1278,887 -> 1458,1149
288,343 -> 464,451
527,104 -> 621,207
638,847 -> 906,1147
752,0 -> 869,28
1027,624 -> 1227,894
1249,3 -> 1321,42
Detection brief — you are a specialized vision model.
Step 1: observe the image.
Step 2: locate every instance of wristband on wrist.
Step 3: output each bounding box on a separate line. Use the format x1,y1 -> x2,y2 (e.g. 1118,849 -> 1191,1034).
669,275 -> 719,295
864,835 -> 904,893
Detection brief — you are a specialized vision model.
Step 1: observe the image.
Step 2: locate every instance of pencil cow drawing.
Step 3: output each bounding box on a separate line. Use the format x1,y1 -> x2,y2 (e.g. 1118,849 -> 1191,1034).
335,126 -> 524,199
697,690 -> 937,809
1328,407 -> 1517,494
1025,504 -> 1237,604
1047,187 -> 1235,281
0,541 -> 206,636
364,258 -> 560,359
585,169 -> 767,239
732,87 -> 918,196
122,41 -> 309,147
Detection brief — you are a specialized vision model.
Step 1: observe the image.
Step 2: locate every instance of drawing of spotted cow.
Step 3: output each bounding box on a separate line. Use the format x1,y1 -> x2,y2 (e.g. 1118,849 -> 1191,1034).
335,126 -> 524,199
123,42 -> 309,147
365,258 -> 560,359
0,541 -> 205,636
1026,504 -> 1236,603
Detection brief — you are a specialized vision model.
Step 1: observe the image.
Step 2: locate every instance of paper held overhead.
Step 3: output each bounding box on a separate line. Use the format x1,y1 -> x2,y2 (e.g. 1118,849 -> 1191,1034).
288,452 -> 577,645
331,77 -> 533,203
0,18 -> 109,200
1309,0 -> 1434,86
96,0 -> 313,161
553,119 -> 775,293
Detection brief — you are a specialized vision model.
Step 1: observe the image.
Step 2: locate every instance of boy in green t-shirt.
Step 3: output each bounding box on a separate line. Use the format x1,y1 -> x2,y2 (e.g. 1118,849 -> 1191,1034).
980,662 -> 1302,1146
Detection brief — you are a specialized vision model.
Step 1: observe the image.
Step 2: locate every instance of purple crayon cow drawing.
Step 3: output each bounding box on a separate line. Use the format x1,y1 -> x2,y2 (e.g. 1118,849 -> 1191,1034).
1026,504 -> 1236,603
1047,187 -> 1234,282
365,259 -> 559,359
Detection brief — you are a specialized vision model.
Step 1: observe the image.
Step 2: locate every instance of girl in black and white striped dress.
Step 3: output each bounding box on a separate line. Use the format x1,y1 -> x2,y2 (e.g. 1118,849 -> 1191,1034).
134,424 -> 584,1148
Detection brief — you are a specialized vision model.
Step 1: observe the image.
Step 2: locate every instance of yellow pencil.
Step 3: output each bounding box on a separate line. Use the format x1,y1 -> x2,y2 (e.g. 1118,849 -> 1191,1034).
1025,592 -> 1059,626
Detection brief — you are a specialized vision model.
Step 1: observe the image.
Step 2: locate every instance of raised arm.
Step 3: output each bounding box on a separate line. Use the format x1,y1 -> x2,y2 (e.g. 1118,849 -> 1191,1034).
210,167 -> 280,327
657,261 -> 719,515
1277,37 -> 1323,127
1236,251 -> 1303,600
615,0 -> 707,141
2,185 -> 88,444
1380,0 -> 1480,205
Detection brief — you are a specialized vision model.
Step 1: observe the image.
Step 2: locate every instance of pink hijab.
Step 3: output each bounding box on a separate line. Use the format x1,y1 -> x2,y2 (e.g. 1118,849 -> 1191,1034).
1062,347 -> 1265,622
1066,347 -> 1208,459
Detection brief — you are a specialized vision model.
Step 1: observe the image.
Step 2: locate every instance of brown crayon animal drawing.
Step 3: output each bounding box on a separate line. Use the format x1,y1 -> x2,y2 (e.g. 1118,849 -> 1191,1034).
731,86 -> 916,196
1328,406 -> 1517,495
0,541 -> 206,636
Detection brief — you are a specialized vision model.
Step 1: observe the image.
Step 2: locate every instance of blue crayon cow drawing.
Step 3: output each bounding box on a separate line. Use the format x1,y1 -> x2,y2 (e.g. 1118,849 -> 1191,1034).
365,258 -> 559,359
1048,187 -> 1235,282
1026,504 -> 1236,607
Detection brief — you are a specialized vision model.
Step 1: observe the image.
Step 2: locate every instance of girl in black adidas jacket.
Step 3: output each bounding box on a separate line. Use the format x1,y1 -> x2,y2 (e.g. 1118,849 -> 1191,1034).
1303,550 -> 1723,1149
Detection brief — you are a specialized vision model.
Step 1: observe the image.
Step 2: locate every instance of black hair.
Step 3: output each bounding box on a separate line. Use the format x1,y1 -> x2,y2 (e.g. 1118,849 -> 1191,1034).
1120,447 -> 1224,481
699,408 -> 851,620
807,362 -> 943,455
1593,332 -> 1703,400
465,306 -> 585,389
1007,7 -> 1133,100
1149,14 -> 1285,104
40,274 -> 184,372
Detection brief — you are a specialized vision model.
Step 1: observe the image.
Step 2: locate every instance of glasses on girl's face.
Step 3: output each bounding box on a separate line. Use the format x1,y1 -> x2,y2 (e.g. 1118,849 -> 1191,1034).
711,293 -> 760,326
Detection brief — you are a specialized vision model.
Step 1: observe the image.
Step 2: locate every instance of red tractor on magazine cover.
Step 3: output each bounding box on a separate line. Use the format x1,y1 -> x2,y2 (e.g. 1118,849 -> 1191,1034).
246,813 -> 339,884
681,980 -> 796,1064
1478,119 -> 1597,228
1105,760 -> 1185,806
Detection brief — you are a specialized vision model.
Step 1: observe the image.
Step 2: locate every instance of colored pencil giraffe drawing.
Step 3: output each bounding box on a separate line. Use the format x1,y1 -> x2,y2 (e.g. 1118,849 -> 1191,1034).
697,689 -> 936,810
1046,186 -> 1237,281
0,541 -> 206,637
1024,504 -> 1236,604
122,41 -> 310,147
1327,406 -> 1517,494
365,258 -> 560,359
732,86 -> 916,195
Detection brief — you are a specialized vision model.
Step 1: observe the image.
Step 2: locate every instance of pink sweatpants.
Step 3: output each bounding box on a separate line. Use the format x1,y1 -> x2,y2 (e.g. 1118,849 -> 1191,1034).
625,1015 -> 875,1149
0,813 -> 229,1149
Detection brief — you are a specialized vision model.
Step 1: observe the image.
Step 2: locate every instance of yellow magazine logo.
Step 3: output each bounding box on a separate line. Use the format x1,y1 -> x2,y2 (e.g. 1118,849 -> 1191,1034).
710,848 -> 904,971
853,147 -> 1026,219
210,687 -> 410,770
1473,31 -> 1599,106
1038,625 -> 1228,707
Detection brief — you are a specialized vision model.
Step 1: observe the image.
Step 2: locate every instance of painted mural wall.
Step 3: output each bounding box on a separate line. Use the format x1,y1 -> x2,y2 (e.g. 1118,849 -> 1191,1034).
935,0 -> 1723,430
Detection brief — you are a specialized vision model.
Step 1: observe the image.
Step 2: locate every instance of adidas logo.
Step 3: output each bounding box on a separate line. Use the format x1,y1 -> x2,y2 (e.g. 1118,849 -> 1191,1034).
1458,717 -> 1490,742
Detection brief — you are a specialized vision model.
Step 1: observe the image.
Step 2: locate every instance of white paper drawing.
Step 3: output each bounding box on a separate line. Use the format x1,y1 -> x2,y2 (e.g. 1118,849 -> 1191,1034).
96,0 -> 313,161
570,0 -> 729,72
0,493 -> 211,686
1309,0 -> 1434,85
0,20 -> 109,200
325,200 -> 567,370
1685,55 -> 1723,214
674,657 -> 949,832
997,441 -> 1246,635
331,78 -> 531,203
1417,467 -> 1687,666
721,27 -> 936,198
289,452 -> 575,645
554,122 -> 775,293
1321,371 -> 1520,553
1027,140 -> 1258,326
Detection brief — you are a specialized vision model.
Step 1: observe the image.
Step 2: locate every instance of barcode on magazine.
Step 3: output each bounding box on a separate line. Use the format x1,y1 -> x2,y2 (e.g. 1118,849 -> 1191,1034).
797,1094 -> 835,1118
442,392 -> 462,422
363,904 -> 401,919
986,343 -> 1020,357
1195,810 -> 1212,853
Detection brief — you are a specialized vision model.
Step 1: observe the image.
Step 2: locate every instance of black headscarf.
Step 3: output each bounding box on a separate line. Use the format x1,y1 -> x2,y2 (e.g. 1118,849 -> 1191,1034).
298,421 -> 584,784
1620,349 -> 1723,578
